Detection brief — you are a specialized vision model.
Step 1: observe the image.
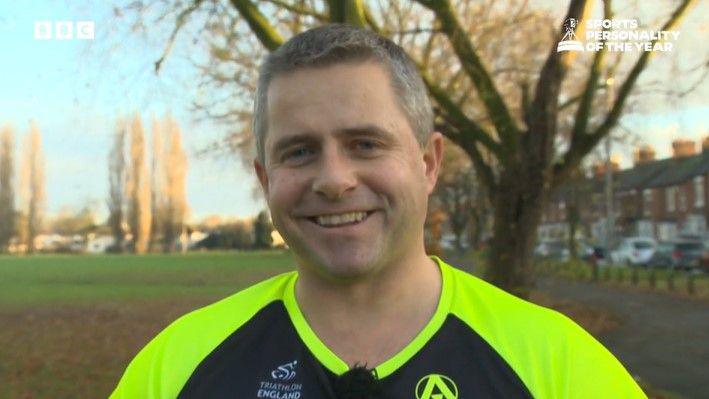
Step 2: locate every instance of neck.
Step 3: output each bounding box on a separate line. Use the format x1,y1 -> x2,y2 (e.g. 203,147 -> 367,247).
294,250 -> 442,368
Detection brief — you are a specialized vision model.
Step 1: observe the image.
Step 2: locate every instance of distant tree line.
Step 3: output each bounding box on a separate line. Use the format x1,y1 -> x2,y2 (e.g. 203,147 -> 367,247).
192,210 -> 274,251
0,117 -> 276,255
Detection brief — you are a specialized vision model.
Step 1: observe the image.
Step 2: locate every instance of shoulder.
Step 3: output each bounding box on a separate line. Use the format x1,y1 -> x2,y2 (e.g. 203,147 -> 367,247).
442,261 -> 645,398
167,271 -> 295,335
446,264 -> 569,335
110,271 -> 297,399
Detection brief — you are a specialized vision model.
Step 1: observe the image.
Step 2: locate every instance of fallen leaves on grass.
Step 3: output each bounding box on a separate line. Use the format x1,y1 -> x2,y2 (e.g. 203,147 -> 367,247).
529,291 -> 621,337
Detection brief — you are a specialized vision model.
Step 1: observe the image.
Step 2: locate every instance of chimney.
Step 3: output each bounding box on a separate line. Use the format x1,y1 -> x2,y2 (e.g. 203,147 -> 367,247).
634,145 -> 656,165
672,139 -> 695,158
593,156 -> 621,177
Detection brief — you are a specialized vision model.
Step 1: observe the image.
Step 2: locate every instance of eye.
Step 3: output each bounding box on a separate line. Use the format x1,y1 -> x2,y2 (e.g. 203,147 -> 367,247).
282,146 -> 315,164
352,139 -> 380,153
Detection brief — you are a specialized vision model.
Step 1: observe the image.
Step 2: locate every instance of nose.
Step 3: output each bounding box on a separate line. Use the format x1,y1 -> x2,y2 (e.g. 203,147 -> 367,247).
312,148 -> 357,200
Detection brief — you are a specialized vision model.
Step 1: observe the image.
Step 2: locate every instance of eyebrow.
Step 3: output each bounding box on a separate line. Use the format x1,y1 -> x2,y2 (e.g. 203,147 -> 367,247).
336,124 -> 397,142
269,124 -> 396,157
270,133 -> 319,158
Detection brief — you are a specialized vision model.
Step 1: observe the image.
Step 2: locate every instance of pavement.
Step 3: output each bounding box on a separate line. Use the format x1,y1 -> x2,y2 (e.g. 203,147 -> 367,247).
536,277 -> 709,399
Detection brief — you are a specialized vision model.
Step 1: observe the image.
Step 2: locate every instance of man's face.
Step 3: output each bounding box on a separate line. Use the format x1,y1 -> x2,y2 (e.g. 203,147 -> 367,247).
255,61 -> 442,280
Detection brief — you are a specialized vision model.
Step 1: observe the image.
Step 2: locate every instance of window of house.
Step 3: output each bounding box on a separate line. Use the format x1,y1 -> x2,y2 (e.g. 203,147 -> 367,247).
643,189 -> 652,217
679,189 -> 687,212
666,187 -> 676,212
695,176 -> 705,208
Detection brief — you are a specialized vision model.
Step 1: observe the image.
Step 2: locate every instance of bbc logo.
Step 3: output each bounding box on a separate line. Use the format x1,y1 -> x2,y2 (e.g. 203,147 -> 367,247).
34,21 -> 95,40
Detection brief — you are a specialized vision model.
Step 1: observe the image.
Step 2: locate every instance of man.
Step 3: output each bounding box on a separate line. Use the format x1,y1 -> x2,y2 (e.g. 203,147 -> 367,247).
111,24 -> 646,398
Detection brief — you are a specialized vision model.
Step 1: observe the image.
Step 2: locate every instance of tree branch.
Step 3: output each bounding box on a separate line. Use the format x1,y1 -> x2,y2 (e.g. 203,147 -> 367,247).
554,0 -> 698,187
262,0 -> 328,21
415,0 -> 521,153
435,122 -> 497,192
155,0 -> 205,74
568,0 -> 612,151
362,3 -> 381,31
229,0 -> 285,51
520,80 -> 530,121
327,0 -> 367,26
526,0 -> 592,137
558,93 -> 583,111
420,25 -> 438,69
420,70 -> 503,157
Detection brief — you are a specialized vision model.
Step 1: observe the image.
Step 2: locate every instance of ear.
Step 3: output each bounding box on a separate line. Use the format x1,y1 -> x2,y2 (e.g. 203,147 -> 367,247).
254,158 -> 269,196
423,132 -> 444,194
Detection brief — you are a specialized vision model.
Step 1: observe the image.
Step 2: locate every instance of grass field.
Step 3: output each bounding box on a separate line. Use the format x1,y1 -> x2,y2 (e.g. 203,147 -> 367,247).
0,251 -> 687,398
0,251 -> 295,399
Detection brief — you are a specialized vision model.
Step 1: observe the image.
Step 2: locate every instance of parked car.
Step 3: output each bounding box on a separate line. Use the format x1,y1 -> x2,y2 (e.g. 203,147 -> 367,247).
534,240 -> 569,261
699,240 -> 709,273
610,237 -> 657,266
534,240 -> 595,262
646,242 -> 675,269
674,240 -> 705,270
647,240 -> 705,270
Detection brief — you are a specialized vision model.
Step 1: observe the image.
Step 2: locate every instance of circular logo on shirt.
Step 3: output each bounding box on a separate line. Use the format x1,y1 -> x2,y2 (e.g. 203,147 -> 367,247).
415,374 -> 458,399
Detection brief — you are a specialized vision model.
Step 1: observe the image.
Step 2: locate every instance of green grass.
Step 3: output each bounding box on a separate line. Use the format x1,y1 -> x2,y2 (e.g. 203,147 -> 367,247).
0,251 -> 296,399
0,251 -> 695,398
0,251 -> 296,308
534,258 -> 709,298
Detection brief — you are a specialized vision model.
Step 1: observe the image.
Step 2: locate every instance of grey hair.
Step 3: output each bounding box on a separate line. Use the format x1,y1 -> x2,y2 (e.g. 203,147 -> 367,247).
253,24 -> 433,163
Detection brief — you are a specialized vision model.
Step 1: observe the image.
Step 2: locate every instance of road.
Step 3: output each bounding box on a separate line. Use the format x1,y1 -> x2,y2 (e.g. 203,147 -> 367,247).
536,278 -> 709,399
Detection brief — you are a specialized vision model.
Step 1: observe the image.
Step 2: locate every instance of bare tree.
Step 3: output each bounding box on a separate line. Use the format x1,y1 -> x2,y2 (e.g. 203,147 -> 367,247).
127,0 -> 700,296
0,126 -> 15,253
149,117 -> 165,251
433,138 -> 488,254
108,118 -> 127,252
126,115 -> 152,254
20,123 -> 45,254
162,116 -> 189,252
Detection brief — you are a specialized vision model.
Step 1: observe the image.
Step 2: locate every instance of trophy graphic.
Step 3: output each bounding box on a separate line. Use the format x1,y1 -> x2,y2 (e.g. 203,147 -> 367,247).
557,18 -> 584,52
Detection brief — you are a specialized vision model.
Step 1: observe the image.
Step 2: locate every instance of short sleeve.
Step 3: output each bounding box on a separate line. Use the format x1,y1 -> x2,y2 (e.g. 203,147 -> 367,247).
109,328 -> 171,399
562,317 -> 647,399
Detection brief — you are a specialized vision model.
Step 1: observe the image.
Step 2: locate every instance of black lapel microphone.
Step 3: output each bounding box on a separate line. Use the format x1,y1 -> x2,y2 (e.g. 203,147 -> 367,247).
332,364 -> 384,399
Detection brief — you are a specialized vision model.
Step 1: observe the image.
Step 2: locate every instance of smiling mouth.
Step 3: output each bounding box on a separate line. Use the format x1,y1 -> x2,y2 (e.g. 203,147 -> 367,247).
306,211 -> 375,228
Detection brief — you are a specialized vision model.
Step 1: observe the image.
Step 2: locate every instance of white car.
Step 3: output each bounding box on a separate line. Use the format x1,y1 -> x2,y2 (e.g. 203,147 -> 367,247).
534,240 -> 569,261
610,237 -> 657,266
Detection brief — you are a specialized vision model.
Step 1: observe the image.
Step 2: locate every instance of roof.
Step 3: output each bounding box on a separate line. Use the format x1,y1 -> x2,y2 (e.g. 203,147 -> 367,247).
615,157 -> 673,191
550,150 -> 709,199
643,151 -> 709,188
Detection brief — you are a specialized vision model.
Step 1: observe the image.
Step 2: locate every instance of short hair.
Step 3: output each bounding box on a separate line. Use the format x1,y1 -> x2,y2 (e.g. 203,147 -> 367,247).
253,24 -> 433,163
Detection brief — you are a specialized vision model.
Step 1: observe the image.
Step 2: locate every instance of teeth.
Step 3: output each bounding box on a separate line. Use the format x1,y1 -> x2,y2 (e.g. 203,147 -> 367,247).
315,211 -> 368,227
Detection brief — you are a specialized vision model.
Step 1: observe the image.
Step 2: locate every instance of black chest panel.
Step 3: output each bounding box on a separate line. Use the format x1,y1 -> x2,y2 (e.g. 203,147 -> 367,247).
178,301 -> 533,399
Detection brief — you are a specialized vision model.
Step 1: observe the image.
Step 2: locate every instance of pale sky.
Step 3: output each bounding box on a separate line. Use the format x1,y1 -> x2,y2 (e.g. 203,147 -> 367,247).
0,0 -> 266,222
0,0 -> 706,223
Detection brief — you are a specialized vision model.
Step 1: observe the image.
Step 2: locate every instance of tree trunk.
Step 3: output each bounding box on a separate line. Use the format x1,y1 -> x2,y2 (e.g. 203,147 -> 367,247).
568,203 -> 579,260
468,210 -> 485,250
451,212 -> 466,255
485,169 -> 547,299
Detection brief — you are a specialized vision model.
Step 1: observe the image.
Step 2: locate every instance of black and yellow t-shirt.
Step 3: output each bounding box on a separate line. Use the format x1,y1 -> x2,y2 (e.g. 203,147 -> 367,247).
111,257 -> 646,398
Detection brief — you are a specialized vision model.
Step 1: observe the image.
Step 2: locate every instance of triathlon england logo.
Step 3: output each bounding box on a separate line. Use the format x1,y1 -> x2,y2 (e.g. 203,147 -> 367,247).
257,360 -> 302,398
271,360 -> 298,381
557,18 -> 584,52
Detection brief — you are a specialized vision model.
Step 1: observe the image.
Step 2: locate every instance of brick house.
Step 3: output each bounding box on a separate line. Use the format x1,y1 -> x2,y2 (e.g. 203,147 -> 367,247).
539,138 -> 709,244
